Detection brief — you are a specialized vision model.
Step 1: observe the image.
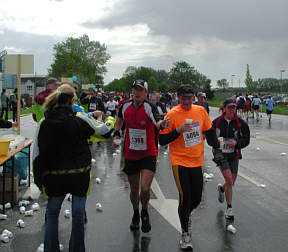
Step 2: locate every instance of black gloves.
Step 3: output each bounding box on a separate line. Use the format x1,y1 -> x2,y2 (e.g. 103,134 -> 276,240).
213,148 -> 230,170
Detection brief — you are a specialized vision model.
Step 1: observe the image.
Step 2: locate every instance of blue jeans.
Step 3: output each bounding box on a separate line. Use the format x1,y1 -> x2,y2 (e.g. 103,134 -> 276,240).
44,194 -> 87,252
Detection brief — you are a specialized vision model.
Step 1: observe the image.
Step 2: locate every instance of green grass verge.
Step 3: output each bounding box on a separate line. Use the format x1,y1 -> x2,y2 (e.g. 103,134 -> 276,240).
6,107 -> 34,120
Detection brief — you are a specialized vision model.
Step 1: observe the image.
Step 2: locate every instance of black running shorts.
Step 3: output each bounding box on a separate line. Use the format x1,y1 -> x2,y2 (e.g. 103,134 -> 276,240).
219,159 -> 239,174
123,156 -> 157,175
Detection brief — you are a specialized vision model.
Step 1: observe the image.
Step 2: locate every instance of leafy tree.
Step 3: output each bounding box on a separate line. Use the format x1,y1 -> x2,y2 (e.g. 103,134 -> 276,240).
245,64 -> 255,92
217,79 -> 229,90
103,79 -> 126,92
123,66 -> 137,77
156,70 -> 169,83
158,82 -> 169,92
168,61 -> 198,90
49,34 -> 110,88
202,80 -> 214,99
147,76 -> 158,91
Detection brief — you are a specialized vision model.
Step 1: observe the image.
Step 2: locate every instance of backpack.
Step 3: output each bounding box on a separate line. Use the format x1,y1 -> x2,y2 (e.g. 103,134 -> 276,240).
238,97 -> 245,108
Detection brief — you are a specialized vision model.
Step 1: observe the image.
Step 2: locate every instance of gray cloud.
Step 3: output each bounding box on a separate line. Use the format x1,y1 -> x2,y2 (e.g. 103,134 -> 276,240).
0,29 -> 64,75
2,0 -> 287,86
82,0 -> 288,42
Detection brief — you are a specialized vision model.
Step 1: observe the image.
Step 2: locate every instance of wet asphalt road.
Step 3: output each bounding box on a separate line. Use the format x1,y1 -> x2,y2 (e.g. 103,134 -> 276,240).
0,108 -> 288,252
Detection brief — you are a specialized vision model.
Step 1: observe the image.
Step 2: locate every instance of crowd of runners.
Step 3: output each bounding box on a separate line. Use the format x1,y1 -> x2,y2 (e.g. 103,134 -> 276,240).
226,93 -> 275,123
32,78 -> 252,251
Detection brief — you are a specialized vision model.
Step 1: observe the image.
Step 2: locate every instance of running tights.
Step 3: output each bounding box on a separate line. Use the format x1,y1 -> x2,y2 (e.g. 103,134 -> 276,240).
172,165 -> 203,232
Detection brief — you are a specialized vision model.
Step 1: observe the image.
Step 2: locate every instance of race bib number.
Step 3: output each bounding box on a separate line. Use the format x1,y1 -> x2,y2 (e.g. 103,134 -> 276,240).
221,138 -> 235,153
183,122 -> 201,147
89,103 -> 97,110
129,129 -> 147,150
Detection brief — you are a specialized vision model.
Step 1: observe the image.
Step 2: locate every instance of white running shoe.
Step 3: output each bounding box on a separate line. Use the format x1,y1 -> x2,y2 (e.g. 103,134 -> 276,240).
217,184 -> 224,203
225,207 -> 234,219
179,232 -> 193,250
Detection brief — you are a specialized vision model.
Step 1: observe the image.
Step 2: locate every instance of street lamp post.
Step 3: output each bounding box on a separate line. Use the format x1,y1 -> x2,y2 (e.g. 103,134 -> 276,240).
231,75 -> 236,89
280,70 -> 285,94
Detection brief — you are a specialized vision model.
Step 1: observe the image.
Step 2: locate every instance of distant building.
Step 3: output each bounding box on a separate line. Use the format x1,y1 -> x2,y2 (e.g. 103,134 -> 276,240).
0,73 -> 46,100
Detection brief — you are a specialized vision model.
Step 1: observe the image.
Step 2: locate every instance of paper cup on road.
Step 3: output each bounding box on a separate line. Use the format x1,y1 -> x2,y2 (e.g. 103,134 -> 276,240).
32,203 -> 40,211
0,214 -> 7,220
20,180 -> 28,185
19,200 -> 29,207
5,203 -> 11,209
95,178 -> 102,184
2,229 -> 13,238
281,152 -> 287,156
64,209 -> 71,218
36,243 -> 44,252
19,206 -> 26,214
0,233 -> 9,243
24,210 -> 34,216
256,147 -> 260,151
96,203 -> 103,212
17,219 -> 25,228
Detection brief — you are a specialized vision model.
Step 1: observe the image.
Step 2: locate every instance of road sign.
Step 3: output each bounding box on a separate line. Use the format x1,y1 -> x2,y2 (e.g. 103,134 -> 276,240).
4,54 -> 34,75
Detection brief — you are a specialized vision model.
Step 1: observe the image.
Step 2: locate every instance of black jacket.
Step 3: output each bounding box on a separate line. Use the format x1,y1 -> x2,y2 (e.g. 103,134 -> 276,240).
81,96 -> 106,113
212,113 -> 250,160
33,106 -> 94,197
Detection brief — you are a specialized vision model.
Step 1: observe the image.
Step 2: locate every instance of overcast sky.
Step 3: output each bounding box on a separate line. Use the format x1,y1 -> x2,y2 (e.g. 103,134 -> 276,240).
1,0 -> 287,87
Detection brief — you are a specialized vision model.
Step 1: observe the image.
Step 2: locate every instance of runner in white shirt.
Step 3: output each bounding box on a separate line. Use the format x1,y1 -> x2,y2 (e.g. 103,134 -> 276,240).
106,96 -> 118,117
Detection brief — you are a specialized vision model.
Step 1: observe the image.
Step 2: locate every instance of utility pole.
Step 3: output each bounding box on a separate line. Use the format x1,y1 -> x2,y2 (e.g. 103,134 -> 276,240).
280,70 -> 285,94
231,75 -> 235,89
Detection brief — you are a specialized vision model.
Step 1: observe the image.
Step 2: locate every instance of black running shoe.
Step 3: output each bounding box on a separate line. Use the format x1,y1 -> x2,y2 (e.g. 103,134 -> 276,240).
130,214 -> 140,231
141,212 -> 151,233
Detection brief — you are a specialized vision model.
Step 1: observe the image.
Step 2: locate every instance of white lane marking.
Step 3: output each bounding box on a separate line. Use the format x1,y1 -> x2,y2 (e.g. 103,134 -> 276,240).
238,171 -> 262,187
257,136 -> 288,146
150,179 -> 181,232
150,178 -> 165,201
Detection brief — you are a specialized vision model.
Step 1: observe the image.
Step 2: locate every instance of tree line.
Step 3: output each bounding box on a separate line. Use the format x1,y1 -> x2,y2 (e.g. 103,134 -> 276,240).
48,34 -> 286,99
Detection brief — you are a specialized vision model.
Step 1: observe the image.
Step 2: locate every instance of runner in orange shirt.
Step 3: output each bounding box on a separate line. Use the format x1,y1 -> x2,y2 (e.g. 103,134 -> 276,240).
159,84 -> 228,250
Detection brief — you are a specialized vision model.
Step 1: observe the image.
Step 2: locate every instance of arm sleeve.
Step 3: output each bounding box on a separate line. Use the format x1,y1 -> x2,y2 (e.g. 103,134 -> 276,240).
160,103 -> 167,114
80,96 -> 89,105
159,129 -> 180,145
235,121 -> 250,149
118,104 -> 123,119
204,127 -> 220,148
149,102 -> 162,123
